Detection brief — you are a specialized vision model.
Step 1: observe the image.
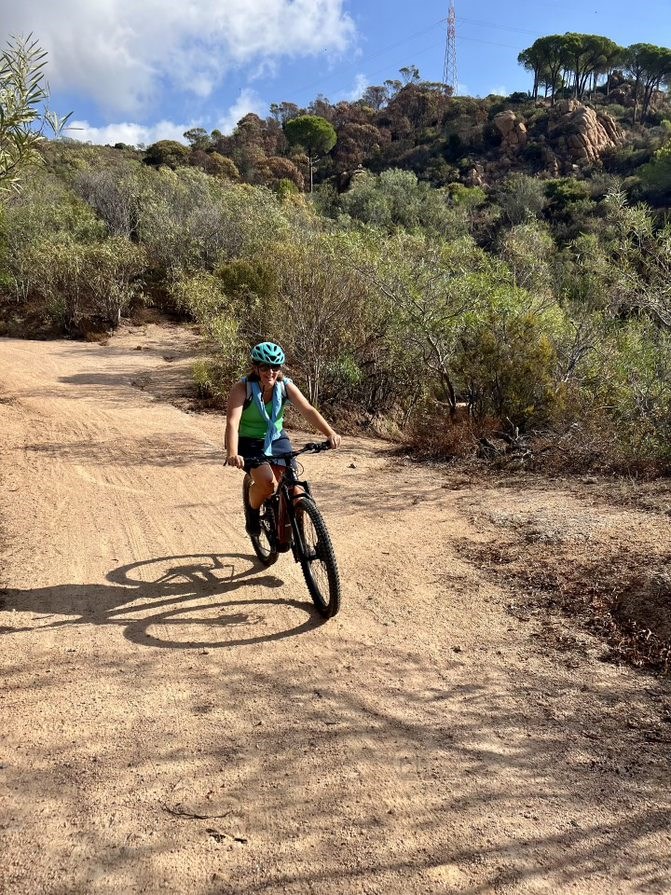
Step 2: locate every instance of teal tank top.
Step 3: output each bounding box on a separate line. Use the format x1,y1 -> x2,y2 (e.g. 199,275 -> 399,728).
238,379 -> 290,439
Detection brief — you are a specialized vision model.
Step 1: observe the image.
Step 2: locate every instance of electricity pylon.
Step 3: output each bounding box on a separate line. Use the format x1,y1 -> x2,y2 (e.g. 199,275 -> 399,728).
442,1 -> 458,95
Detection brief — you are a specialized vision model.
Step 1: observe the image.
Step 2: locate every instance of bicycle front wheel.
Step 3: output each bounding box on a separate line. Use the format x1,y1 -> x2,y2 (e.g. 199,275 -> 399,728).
295,497 -> 340,618
243,475 -> 278,567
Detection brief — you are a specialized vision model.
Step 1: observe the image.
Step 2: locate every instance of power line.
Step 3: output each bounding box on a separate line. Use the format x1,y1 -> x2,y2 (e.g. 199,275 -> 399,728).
257,14 -> 531,108
457,34 -> 523,52
435,13 -> 542,37
284,20 -> 447,102
456,15 -> 538,37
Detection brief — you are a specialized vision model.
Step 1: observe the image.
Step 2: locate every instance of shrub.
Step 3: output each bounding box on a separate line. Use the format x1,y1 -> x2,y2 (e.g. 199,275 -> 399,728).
136,168 -> 297,278
577,321 -> 671,473
446,183 -> 486,208
603,145 -> 654,176
495,173 -> 547,225
497,221 -> 556,294
30,235 -> 145,331
545,178 -> 591,206
143,140 -> 189,169
73,162 -> 143,238
171,270 -> 248,386
456,302 -> 566,428
256,231 -> 380,408
639,141 -> 671,203
338,167 -> 468,237
191,357 -> 232,405
604,103 -> 628,120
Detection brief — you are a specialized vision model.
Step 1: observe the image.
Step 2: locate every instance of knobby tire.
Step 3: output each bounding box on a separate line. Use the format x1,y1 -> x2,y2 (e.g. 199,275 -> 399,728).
295,496 -> 340,618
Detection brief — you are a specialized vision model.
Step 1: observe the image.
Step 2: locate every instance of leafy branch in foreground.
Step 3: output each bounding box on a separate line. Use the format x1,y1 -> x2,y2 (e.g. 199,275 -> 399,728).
0,34 -> 70,195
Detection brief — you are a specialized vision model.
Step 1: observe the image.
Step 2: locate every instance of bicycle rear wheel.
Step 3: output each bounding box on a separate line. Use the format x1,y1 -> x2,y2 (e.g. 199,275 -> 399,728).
243,475 -> 278,566
295,497 -> 340,617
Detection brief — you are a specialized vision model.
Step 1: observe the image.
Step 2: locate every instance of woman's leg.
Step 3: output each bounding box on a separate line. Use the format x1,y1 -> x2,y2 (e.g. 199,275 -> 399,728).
248,463 -> 277,509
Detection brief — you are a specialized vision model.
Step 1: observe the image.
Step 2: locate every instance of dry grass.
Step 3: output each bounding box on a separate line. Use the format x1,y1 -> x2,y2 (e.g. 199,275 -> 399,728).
477,542 -> 671,674
405,409 -> 671,480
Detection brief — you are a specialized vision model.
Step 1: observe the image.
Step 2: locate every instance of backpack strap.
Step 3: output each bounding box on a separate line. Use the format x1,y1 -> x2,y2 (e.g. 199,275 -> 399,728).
242,376 -> 290,409
242,376 -> 253,410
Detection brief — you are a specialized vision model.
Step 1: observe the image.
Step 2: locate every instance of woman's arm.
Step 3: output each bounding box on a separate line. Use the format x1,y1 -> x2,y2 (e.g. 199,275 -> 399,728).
285,382 -> 342,448
225,381 -> 247,467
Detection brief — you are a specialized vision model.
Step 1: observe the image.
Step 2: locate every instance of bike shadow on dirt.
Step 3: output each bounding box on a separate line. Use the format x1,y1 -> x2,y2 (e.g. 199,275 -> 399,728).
0,552 -> 327,648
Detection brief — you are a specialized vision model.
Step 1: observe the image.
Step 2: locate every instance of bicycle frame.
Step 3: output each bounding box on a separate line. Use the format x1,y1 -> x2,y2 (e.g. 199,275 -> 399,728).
249,442 -> 327,562
244,441 -> 340,617
274,469 -> 311,561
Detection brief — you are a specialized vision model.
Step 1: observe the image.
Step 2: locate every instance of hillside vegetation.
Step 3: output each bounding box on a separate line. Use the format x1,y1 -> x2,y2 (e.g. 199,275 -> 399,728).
2,31 -> 671,475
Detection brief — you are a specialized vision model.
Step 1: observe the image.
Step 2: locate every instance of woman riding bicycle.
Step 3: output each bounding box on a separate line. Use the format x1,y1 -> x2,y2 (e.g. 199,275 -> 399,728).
225,341 -> 341,534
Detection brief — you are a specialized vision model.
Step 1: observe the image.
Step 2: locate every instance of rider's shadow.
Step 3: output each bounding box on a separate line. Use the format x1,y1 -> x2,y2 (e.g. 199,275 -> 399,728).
0,553 -> 324,648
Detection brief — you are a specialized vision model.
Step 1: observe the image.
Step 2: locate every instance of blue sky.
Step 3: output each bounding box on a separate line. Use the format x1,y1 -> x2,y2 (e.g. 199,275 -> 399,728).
4,0 -> 671,147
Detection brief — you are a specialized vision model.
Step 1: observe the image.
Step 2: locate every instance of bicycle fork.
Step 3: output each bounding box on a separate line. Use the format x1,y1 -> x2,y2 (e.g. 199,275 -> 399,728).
287,482 -> 313,563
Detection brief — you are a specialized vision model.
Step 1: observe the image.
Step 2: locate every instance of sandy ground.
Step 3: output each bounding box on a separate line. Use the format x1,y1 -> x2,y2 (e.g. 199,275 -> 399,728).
1,324 -> 670,895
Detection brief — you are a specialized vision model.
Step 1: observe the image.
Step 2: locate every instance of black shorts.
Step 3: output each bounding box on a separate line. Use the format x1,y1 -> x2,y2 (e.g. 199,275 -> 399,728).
238,433 -> 295,474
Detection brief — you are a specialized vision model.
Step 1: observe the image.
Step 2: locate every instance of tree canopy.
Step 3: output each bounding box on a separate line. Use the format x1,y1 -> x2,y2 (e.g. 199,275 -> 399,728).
518,31 -> 670,119
624,43 -> 671,121
283,115 -> 337,158
283,115 -> 337,191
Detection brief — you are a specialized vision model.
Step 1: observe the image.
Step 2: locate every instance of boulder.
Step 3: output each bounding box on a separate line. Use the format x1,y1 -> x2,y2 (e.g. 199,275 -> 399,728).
542,146 -> 561,177
547,100 -> 624,165
493,110 -> 528,154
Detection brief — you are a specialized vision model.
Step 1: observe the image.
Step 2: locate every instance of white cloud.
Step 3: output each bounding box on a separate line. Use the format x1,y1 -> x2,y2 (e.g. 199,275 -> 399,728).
67,119 -> 189,147
66,88 -> 265,146
488,84 -> 509,97
215,89 -> 266,134
1,0 -> 356,114
342,73 -> 368,102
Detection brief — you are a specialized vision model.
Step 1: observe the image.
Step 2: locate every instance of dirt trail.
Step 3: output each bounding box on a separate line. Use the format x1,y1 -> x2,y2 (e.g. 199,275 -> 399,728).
1,326 -> 670,895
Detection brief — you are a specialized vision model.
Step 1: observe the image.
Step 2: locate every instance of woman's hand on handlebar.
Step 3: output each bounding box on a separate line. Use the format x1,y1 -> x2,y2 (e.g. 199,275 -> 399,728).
226,454 -> 245,469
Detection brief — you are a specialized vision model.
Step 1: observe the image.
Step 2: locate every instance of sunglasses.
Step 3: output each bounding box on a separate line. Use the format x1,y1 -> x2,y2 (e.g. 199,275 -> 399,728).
257,363 -> 282,372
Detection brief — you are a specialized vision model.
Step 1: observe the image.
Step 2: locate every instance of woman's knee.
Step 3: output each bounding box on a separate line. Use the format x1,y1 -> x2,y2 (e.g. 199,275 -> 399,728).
259,480 -> 277,500
252,468 -> 277,499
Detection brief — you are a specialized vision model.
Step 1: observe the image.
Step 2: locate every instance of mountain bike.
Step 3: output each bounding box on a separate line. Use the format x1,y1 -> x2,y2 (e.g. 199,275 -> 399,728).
242,442 -> 340,618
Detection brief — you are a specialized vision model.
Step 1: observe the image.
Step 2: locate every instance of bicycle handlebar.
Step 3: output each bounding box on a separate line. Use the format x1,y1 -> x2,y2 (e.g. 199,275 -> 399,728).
244,440 -> 332,468
300,440 -> 333,455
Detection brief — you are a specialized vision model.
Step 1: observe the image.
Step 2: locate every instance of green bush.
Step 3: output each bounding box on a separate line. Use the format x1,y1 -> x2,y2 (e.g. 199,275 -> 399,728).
498,221 -> 556,294
603,145 -> 654,176
545,178 -> 591,206
603,103 -> 628,120
339,168 -> 468,237
30,235 -> 145,331
639,141 -> 671,203
456,301 -> 567,428
578,321 -> 671,472
136,167 -> 297,278
495,173 -> 547,225
143,140 -> 189,169
192,357 -> 233,404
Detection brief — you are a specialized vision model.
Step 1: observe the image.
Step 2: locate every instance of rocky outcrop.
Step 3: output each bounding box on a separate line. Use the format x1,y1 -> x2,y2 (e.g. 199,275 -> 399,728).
459,100 -> 626,187
493,109 -> 528,154
546,100 -> 624,165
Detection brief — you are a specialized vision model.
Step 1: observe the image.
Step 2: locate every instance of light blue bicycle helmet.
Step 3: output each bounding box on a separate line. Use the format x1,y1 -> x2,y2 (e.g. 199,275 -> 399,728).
251,341 -> 285,365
